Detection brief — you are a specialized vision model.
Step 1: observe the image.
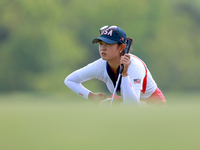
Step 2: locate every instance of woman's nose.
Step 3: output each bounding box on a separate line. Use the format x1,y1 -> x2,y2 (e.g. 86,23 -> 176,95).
101,45 -> 106,50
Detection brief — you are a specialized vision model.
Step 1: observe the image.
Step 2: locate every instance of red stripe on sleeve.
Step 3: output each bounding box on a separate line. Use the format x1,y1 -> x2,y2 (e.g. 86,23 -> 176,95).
131,55 -> 147,94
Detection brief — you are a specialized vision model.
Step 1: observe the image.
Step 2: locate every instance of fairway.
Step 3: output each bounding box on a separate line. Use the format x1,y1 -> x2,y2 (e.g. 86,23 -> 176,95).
0,92 -> 200,150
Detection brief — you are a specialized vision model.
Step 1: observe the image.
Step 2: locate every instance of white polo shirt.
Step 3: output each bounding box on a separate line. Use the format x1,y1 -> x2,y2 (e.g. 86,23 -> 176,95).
65,54 -> 157,101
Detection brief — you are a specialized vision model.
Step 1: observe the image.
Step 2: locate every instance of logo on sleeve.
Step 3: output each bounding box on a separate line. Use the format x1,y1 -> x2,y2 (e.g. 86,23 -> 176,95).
79,93 -> 83,96
130,82 -> 132,87
134,79 -> 141,84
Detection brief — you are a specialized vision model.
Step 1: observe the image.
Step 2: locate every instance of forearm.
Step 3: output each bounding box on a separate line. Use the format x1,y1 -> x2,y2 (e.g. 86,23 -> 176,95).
121,76 -> 140,105
64,72 -> 91,99
65,78 -> 107,101
65,80 -> 91,99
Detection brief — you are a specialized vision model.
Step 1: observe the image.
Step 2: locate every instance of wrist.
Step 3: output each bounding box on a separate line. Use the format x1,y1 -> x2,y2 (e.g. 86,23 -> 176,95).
122,73 -> 128,77
88,92 -> 94,100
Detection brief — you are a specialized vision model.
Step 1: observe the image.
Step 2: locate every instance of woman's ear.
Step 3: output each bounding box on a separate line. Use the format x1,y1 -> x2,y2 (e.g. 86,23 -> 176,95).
121,44 -> 126,51
119,44 -> 126,56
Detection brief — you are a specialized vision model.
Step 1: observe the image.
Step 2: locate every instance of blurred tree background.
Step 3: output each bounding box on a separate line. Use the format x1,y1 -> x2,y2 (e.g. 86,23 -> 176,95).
0,0 -> 200,94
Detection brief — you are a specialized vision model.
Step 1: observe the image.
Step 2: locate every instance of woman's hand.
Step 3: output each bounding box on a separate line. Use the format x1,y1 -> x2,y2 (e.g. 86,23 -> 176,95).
88,92 -> 107,102
120,54 -> 131,77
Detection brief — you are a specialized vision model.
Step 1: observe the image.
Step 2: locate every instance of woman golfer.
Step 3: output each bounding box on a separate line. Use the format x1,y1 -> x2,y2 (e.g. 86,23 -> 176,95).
64,25 -> 166,106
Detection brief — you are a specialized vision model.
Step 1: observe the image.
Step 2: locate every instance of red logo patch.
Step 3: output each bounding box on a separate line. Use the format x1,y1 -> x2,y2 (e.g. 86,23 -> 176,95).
79,93 -> 83,96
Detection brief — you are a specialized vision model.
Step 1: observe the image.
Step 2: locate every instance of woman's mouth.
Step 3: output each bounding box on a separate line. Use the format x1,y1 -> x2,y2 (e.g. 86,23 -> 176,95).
101,52 -> 106,56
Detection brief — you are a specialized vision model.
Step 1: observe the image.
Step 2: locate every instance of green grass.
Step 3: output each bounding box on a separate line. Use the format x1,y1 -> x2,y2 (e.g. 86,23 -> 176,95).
0,92 -> 200,150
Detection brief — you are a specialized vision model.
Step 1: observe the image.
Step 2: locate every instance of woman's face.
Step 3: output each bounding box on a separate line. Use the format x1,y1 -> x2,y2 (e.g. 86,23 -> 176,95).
99,41 -> 122,61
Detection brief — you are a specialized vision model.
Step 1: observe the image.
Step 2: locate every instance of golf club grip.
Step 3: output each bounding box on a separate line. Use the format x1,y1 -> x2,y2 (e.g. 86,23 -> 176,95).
119,38 -> 133,74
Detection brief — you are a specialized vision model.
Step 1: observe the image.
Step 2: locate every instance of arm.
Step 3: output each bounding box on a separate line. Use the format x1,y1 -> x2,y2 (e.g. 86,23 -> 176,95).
64,70 -> 91,99
121,76 -> 141,105
64,59 -> 107,101
120,54 -> 145,105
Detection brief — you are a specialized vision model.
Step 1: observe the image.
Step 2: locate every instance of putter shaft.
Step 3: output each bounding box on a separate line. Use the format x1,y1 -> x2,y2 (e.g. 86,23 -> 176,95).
110,74 -> 121,107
